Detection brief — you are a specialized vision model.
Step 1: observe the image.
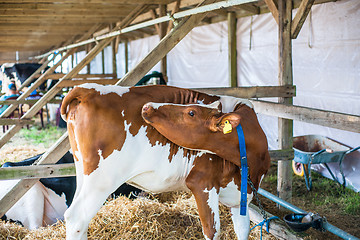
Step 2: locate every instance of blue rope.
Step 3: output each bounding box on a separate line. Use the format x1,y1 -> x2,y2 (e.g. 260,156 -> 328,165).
250,216 -> 279,239
236,124 -> 248,216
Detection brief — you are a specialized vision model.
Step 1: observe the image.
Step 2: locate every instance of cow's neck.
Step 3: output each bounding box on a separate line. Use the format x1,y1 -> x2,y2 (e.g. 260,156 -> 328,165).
205,132 -> 242,167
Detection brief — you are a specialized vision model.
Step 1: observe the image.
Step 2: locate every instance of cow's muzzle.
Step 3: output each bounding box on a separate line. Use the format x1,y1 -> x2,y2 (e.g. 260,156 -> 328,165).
141,103 -> 155,124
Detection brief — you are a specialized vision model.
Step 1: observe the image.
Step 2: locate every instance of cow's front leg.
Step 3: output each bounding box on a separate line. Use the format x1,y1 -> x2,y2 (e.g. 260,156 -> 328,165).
230,206 -> 250,240
186,171 -> 220,240
64,174 -> 124,240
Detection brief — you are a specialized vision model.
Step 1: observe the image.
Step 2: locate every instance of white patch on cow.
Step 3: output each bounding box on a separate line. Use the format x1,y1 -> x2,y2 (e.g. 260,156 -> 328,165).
218,180 -> 253,208
217,180 -> 252,240
71,124 -> 84,200
1,180 -> 67,230
84,122 -> 201,194
259,174 -> 265,186
77,83 -> 130,97
218,95 -> 253,113
203,187 -> 220,239
41,185 -> 68,226
231,206 -> 250,240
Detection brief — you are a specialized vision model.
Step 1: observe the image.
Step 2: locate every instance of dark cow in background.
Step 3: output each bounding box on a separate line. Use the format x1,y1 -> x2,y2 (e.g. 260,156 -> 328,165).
0,152 -> 142,229
3,63 -> 44,84
1,63 -> 50,92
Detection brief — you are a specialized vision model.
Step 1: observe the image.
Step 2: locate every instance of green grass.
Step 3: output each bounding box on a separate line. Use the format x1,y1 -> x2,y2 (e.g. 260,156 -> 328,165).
263,163 -> 360,216
19,125 -> 66,147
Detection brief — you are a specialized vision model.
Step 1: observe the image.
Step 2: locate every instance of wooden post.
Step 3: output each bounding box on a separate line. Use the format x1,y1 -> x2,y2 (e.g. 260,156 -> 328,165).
101,49 -> 105,74
71,53 -> 74,69
86,44 -> 91,74
124,40 -> 129,74
111,24 -> 118,78
228,12 -> 237,87
277,0 -> 293,205
159,4 -> 168,82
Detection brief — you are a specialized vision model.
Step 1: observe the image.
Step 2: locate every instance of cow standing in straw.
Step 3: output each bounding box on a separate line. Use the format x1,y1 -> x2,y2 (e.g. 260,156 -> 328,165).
61,84 -> 270,240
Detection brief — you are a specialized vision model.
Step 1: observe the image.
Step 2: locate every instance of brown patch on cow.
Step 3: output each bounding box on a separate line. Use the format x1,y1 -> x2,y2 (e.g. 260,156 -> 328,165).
120,86 -> 219,162
62,85 -> 221,175
64,88 -> 127,174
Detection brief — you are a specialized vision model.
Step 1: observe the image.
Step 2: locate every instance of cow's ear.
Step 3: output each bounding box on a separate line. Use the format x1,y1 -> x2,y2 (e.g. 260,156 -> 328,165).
209,113 -> 241,133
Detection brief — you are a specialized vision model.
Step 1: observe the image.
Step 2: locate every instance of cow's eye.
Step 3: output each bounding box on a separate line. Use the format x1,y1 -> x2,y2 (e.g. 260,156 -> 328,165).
188,111 -> 195,117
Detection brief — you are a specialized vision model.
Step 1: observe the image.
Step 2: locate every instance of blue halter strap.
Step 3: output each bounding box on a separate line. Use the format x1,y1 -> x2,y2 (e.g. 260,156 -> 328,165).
236,124 -> 248,216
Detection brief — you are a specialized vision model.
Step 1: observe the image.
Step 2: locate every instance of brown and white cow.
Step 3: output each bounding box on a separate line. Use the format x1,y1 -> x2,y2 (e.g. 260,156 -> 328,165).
60,84 -> 270,240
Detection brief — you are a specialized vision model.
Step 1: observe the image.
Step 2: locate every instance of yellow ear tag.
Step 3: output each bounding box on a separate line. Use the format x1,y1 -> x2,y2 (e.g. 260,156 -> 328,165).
223,120 -> 232,134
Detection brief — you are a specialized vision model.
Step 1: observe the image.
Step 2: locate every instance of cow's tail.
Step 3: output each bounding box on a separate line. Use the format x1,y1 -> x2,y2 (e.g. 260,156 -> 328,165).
60,87 -> 87,122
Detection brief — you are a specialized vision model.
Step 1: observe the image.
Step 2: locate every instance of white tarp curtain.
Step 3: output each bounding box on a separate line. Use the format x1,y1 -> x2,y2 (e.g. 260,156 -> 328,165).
89,1 -> 360,190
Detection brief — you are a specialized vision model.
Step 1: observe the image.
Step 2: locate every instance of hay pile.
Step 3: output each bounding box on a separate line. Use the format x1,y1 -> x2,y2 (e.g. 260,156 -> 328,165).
0,146 -> 45,165
1,192 -> 276,240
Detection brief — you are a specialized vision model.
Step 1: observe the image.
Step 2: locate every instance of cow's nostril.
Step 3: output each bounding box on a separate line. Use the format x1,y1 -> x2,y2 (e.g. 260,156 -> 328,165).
142,103 -> 153,113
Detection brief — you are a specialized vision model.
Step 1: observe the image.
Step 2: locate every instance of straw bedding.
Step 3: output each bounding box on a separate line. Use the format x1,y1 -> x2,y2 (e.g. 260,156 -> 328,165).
0,191 -> 275,240
0,146 -> 45,165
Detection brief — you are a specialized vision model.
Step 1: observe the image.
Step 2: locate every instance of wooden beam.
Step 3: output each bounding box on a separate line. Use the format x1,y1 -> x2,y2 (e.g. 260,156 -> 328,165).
111,24 -> 118,78
228,12 -> 237,87
269,149 -> 294,161
0,9 -> 134,17
117,0 -> 217,86
0,99 -> 61,105
231,3 -> 260,14
278,0 -> 293,206
291,0 -> 315,39
264,0 -> 279,25
43,73 -> 116,79
251,100 -> 360,133
124,41 -> 129,74
0,119 -> 34,126
1,3 -> 143,10
0,163 -> 75,180
57,79 -> 118,87
194,86 -> 296,98
159,4 -> 168,81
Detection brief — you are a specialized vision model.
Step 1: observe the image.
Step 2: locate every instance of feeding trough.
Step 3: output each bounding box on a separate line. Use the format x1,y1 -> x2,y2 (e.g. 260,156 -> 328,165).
283,212 -> 325,233
292,135 -> 360,190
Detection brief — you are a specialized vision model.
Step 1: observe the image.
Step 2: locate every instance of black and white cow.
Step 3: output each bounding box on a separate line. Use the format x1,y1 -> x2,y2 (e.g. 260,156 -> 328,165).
0,152 -> 142,229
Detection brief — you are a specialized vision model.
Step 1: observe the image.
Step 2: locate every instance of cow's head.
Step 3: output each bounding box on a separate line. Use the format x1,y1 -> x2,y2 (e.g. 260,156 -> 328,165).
141,101 -> 243,159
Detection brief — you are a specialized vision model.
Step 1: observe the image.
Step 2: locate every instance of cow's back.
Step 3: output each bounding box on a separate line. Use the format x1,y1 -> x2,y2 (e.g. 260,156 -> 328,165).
61,84 -> 219,191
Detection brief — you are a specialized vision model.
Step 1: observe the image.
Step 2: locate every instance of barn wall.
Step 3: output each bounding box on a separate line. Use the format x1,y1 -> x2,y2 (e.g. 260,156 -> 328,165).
235,0 -> 360,191
87,0 -> 360,189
